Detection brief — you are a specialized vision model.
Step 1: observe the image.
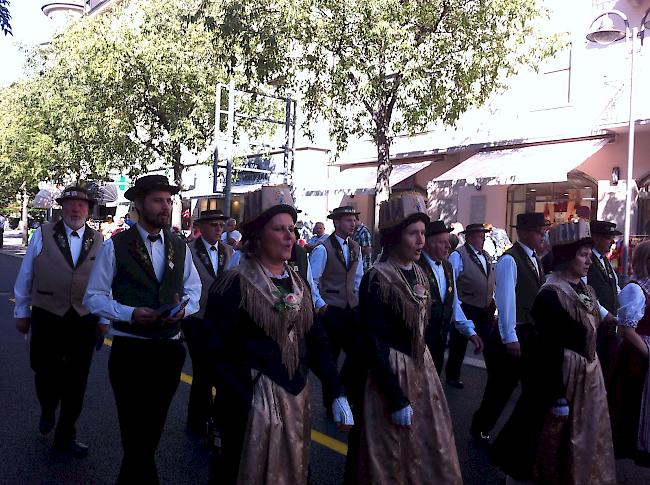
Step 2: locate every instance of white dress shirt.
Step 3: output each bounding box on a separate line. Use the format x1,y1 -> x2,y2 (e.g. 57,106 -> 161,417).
449,243 -> 488,277
83,224 -> 202,339
221,229 -> 242,243
201,237 -> 240,275
421,252 -> 476,338
495,242 -> 538,344
14,223 -> 103,321
309,234 -> 364,310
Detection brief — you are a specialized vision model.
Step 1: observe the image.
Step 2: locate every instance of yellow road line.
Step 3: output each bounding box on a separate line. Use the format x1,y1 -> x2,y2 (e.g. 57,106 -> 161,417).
102,338 -> 348,456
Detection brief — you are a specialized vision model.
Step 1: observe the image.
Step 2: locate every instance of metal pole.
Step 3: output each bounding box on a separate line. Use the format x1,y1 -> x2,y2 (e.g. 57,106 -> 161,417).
224,79 -> 235,217
622,27 -> 637,278
21,188 -> 29,246
283,97 -> 291,185
213,84 -> 222,194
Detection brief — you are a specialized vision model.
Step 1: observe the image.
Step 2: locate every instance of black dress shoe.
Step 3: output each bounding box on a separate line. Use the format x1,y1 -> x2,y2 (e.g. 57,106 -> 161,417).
38,413 -> 55,435
446,378 -> 465,389
471,430 -> 490,447
54,440 -> 89,457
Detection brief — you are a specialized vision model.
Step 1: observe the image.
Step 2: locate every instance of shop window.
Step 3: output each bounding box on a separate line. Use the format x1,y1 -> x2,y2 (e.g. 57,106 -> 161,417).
507,174 -> 597,241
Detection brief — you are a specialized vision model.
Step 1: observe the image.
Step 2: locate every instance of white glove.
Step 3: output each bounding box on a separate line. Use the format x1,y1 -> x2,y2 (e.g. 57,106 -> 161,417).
332,396 -> 354,426
551,398 -> 569,417
391,405 -> 413,426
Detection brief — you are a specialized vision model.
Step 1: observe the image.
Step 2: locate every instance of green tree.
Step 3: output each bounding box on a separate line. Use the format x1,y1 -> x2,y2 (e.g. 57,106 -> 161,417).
205,0 -> 558,230
1,0 -> 11,36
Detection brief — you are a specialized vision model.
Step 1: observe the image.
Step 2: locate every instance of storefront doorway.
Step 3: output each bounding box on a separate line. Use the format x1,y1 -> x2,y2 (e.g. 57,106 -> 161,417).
506,172 -> 598,241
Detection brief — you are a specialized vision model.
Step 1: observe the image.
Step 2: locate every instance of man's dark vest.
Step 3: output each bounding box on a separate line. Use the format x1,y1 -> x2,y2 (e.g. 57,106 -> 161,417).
587,252 -> 619,314
418,257 -> 454,327
504,242 -> 544,325
111,226 -> 186,338
289,244 -> 309,282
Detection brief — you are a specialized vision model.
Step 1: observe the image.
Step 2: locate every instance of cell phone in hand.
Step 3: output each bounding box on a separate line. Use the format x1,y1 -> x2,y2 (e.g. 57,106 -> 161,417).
158,298 -> 190,319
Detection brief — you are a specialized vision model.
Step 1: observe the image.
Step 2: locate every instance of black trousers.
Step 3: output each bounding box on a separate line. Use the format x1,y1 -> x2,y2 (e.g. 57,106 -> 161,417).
319,305 -> 362,408
181,316 -> 213,433
109,336 -> 186,485
471,323 -> 535,435
30,306 -> 96,445
428,319 -> 450,375
445,303 -> 495,381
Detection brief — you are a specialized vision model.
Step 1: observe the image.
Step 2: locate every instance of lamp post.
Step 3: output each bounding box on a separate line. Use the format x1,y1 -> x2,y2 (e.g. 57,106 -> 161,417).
587,8 -> 650,278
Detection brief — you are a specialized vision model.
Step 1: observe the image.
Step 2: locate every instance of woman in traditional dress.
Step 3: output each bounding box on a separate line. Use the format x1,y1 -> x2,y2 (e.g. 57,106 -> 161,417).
352,193 -> 463,485
492,220 -> 616,484
610,240 -> 650,466
204,185 -> 353,485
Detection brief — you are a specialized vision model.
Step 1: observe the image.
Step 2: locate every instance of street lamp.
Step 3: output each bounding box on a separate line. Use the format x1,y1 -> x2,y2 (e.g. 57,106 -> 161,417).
587,8 -> 650,278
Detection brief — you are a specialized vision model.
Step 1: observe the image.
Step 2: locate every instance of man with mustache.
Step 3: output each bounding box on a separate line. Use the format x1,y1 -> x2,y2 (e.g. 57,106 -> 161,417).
84,174 -> 201,484
14,185 -> 104,456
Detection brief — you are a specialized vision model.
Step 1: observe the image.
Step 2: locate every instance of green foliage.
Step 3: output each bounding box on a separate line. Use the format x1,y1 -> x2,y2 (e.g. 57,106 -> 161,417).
0,0 -> 11,36
211,0 -> 558,151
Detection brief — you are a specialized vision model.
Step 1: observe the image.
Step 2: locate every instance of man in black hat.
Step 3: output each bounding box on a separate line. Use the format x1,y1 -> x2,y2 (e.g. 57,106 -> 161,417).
417,220 -> 482,375
84,174 -> 201,484
447,223 -> 496,389
471,212 -> 549,446
587,220 -> 622,378
183,209 -> 236,438
309,205 -> 364,412
14,185 -> 104,455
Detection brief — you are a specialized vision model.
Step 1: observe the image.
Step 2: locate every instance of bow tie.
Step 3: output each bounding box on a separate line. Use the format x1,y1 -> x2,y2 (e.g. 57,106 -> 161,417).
147,234 -> 162,242
71,231 -> 80,238
434,261 -> 442,266
210,245 -> 217,251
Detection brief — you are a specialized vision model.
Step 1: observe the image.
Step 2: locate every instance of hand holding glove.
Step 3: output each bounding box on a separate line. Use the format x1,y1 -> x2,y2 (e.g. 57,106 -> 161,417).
391,405 -> 413,426
332,396 -> 354,429
551,398 -> 569,417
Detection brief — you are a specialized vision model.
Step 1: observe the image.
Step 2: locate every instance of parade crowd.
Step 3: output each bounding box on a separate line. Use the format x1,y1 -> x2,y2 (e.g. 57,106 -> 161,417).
11,174 -> 650,485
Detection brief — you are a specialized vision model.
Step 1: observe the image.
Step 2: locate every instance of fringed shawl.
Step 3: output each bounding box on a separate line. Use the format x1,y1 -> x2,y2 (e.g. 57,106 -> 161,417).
372,260 -> 431,364
213,255 -> 313,378
541,273 -> 601,361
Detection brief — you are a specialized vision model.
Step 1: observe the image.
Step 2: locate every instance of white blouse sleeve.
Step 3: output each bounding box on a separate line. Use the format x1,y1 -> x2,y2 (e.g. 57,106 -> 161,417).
618,283 -> 646,328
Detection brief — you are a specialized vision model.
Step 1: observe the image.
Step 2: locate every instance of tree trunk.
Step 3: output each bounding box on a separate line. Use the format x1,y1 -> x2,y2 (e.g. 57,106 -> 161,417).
171,148 -> 184,232
373,118 -> 392,256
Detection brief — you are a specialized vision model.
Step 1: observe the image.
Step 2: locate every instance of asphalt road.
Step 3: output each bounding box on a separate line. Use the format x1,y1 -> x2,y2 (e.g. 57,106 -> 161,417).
1,243 -> 649,484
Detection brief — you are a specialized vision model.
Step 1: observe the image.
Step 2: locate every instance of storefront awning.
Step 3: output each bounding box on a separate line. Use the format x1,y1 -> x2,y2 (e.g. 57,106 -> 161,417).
306,160 -> 433,195
433,138 -> 610,185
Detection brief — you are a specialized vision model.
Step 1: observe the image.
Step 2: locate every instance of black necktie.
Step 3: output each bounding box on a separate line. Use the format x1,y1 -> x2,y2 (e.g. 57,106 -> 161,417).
147,234 -> 161,242
210,245 -> 217,251
71,231 -> 80,238
531,251 -> 540,276
435,261 -> 441,266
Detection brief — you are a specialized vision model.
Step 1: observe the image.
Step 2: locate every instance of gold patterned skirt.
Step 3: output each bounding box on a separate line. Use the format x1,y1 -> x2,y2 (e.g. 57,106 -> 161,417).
534,349 -> 616,485
236,372 -> 311,485
356,347 -> 463,485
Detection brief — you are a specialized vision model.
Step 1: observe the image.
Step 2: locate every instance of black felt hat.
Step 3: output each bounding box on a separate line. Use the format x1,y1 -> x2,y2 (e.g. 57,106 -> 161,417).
124,175 -> 180,201
195,209 -> 229,223
511,212 -> 551,229
460,223 -> 492,235
56,185 -> 95,207
590,220 -> 623,236
426,220 -> 453,237
327,206 -> 361,220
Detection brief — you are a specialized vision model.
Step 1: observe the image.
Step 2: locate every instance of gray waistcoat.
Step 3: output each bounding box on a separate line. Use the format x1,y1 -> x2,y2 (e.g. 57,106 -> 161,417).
319,235 -> 360,309
31,221 -> 102,317
190,239 -> 233,319
455,244 -> 496,309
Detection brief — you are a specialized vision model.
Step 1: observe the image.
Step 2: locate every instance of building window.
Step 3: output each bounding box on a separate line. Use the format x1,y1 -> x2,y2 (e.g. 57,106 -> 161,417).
530,43 -> 572,110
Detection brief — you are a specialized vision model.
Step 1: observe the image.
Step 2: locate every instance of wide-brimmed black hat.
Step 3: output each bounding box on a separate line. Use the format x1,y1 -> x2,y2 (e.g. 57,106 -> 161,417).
327,206 -> 361,220
124,175 -> 180,201
195,209 -> 228,223
460,223 -> 492,235
426,220 -> 453,237
590,220 -> 623,236
56,185 -> 95,207
511,212 -> 551,229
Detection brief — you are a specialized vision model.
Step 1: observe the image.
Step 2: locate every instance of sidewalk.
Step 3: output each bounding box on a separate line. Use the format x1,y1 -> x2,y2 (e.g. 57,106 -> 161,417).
0,229 -> 27,258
